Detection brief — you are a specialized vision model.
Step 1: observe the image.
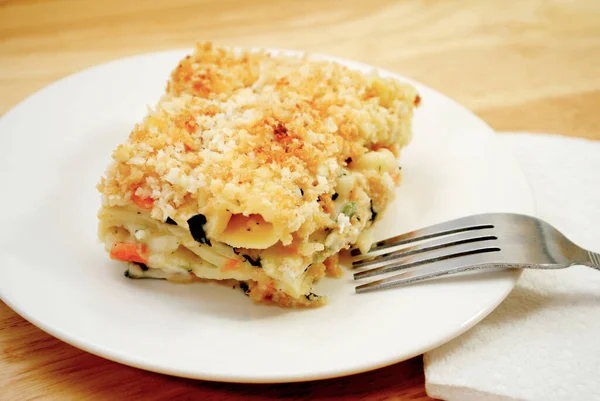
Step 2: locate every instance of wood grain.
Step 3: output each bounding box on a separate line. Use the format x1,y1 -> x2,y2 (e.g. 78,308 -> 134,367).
0,300 -> 426,400
1,0 -> 598,400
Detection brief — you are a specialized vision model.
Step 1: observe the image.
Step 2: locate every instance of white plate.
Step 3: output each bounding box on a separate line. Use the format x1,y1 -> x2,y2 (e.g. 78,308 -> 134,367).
0,49 -> 534,383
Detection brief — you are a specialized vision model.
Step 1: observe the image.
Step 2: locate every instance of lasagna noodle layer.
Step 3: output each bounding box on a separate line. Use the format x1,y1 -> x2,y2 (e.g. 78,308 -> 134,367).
98,207 -> 328,299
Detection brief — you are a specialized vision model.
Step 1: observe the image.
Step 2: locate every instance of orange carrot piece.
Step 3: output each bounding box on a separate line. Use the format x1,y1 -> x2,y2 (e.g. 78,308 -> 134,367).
222,259 -> 241,272
110,242 -> 148,264
131,192 -> 154,210
284,245 -> 298,255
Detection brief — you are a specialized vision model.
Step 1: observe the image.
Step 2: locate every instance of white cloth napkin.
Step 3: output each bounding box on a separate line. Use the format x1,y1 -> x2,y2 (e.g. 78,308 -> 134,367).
424,132 -> 600,401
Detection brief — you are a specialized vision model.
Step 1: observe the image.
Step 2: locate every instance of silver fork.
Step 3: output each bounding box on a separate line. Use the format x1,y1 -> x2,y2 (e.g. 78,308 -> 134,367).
353,213 -> 600,293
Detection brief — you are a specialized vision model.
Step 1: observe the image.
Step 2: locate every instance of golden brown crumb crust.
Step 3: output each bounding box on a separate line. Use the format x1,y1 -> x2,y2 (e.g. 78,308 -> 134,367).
98,42 -> 419,243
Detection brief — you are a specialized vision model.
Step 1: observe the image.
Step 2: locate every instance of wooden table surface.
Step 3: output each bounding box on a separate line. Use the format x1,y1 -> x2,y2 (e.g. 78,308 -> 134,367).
1,0 -> 599,400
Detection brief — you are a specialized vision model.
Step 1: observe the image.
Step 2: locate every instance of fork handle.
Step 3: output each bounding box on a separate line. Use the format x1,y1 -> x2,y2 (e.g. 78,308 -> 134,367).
588,251 -> 600,269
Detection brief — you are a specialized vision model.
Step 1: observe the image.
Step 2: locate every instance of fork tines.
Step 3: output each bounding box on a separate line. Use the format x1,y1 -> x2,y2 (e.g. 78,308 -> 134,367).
352,217 -> 500,293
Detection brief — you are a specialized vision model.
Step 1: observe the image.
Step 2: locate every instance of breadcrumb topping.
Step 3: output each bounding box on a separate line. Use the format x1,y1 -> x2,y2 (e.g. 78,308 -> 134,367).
98,42 -> 419,244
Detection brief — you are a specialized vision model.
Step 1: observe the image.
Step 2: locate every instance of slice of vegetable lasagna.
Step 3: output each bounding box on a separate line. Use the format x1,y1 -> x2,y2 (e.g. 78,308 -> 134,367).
97,42 -> 419,307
